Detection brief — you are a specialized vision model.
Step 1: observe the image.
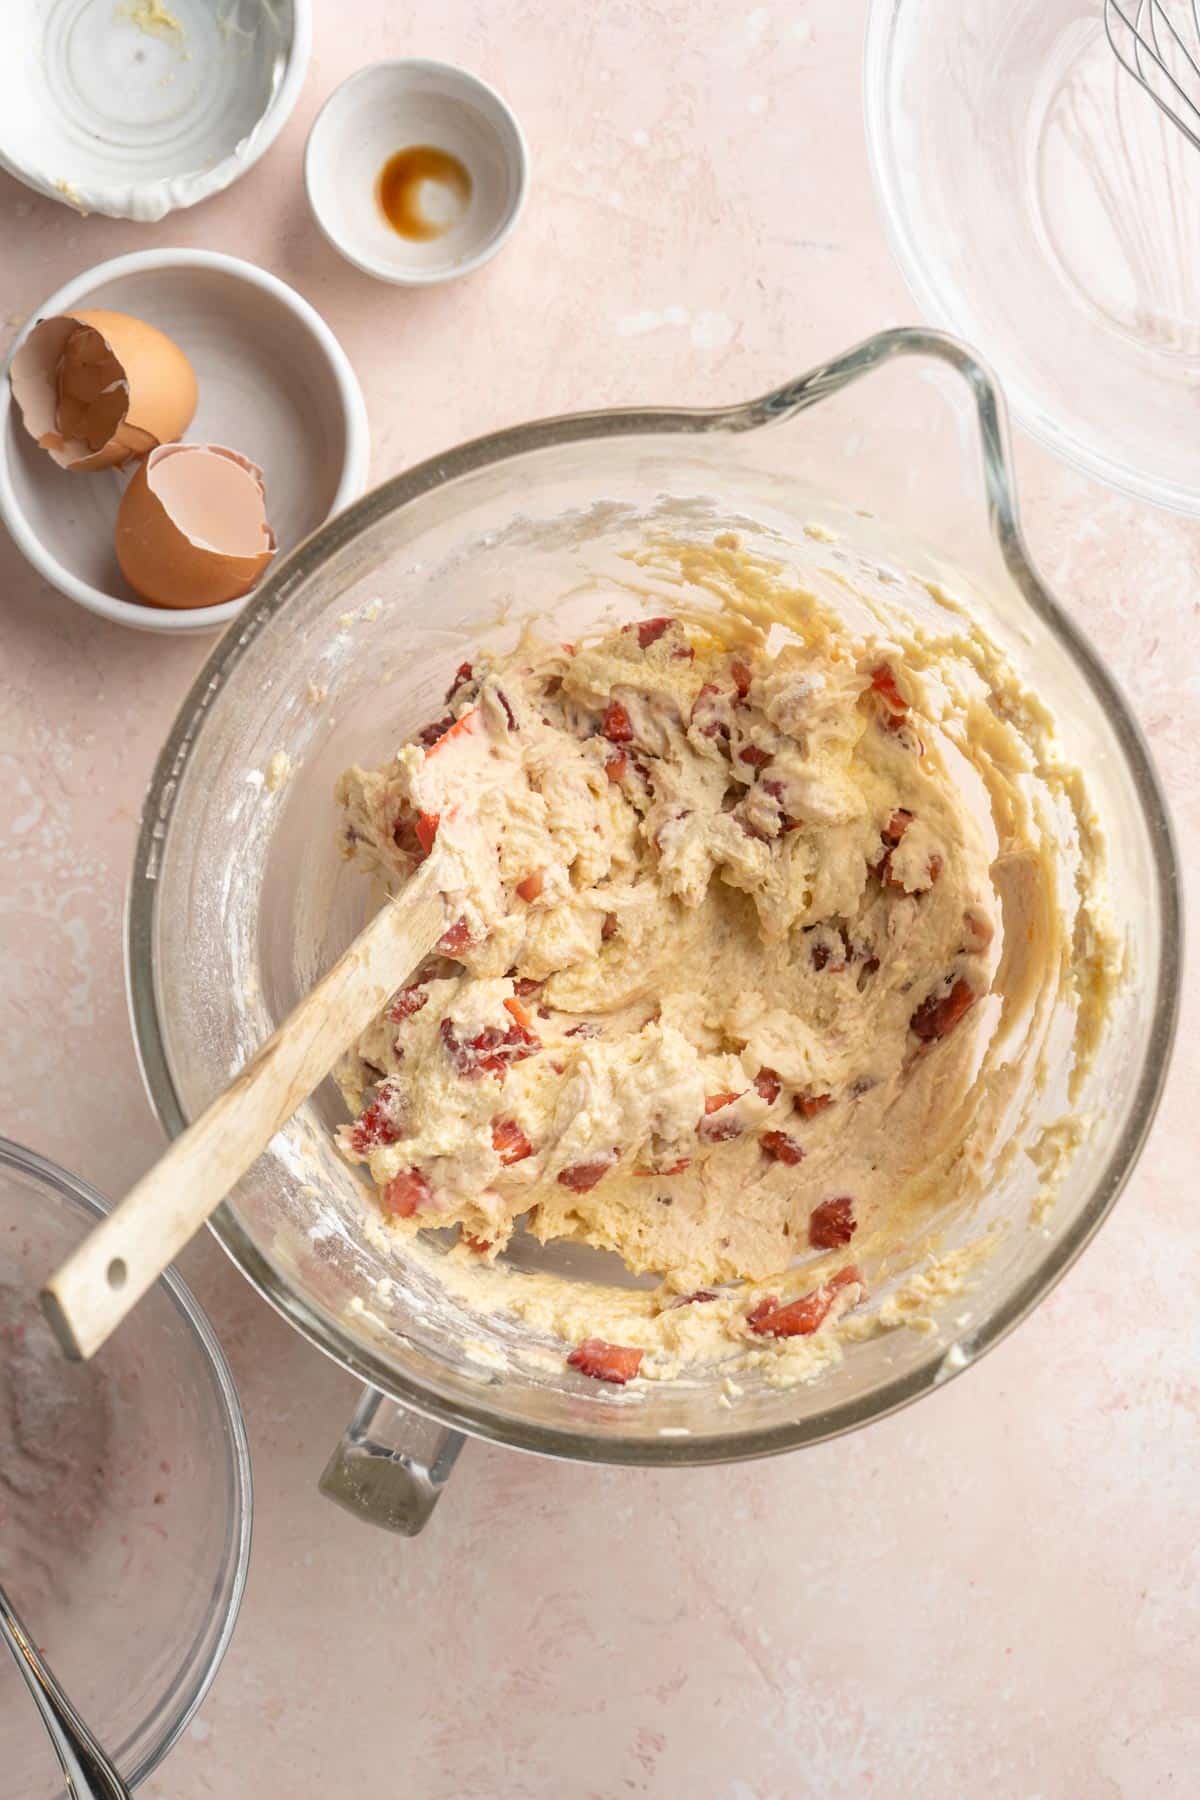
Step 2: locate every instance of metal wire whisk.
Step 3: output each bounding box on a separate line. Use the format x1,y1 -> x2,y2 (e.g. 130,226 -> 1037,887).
1106,0 -> 1200,148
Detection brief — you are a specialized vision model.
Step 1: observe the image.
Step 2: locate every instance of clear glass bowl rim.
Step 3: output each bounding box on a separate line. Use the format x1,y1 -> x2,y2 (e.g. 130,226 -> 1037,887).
862,0 -> 1200,517
126,326 -> 1182,1467
0,1134 -> 253,1785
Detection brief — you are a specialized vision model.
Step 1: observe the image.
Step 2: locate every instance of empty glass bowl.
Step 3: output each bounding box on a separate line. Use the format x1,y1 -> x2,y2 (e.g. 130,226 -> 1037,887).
0,1138 -> 251,1796
866,0 -> 1200,514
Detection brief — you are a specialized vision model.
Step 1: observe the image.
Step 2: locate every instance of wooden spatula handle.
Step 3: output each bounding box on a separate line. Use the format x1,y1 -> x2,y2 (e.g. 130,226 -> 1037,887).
43,863 -> 446,1361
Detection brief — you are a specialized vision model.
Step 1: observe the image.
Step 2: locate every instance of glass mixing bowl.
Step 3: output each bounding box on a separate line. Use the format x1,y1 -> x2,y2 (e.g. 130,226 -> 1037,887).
865,0 -> 1200,515
127,328 -> 1179,1532
0,1138 -> 251,1795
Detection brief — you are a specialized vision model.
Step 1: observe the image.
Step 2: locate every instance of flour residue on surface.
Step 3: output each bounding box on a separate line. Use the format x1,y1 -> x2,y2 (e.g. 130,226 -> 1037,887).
0,1280 -> 112,1609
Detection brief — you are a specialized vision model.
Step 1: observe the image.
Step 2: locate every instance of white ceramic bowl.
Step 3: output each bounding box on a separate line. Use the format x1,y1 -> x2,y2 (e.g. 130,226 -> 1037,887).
305,60 -> 529,285
0,250 -> 370,635
0,0 -> 312,222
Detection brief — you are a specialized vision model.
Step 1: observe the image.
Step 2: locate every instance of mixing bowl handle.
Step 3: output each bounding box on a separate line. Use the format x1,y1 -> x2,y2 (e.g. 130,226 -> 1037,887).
318,1386 -> 465,1535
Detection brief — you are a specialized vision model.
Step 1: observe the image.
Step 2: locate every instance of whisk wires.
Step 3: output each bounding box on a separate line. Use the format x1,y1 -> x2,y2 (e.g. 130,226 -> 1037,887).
1105,0 -> 1200,149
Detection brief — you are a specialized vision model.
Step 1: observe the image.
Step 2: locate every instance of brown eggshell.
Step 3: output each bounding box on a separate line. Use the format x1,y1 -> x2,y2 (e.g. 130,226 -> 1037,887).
8,309 -> 198,472
115,443 -> 276,610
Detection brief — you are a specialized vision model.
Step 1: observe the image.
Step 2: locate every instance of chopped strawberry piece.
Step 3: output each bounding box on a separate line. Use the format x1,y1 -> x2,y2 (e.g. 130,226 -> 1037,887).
601,912 -> 618,941
809,1195 -> 857,1249
763,787 -> 803,831
869,664 -> 907,715
699,1091 -> 745,1141
760,779 -> 800,832
438,917 -> 473,957
381,1169 -> 430,1219
881,807 -> 913,847
492,1118 -> 534,1165
504,995 -> 534,1033
699,1112 -> 744,1144
565,1020 -> 602,1038
879,822 -> 941,895
754,1068 -> 782,1104
636,617 -> 673,648
424,708 -> 478,757
446,661 -> 474,701
440,1017 -> 476,1076
462,1233 -> 493,1254
746,1295 -> 781,1330
761,1130 -> 805,1166
602,699 -> 633,744
496,688 -> 517,730
415,811 -> 440,857
910,978 -> 977,1042
441,1015 -> 540,1080
730,658 -> 752,699
794,1092 -> 833,1119
690,683 -> 729,741
513,976 -> 543,998
349,1095 -> 402,1154
667,1289 -> 718,1308
416,713 -> 455,748
605,747 -> 627,782
516,870 -> 545,902
557,1152 -> 618,1192
567,1338 -> 643,1384
739,744 -> 773,769
748,1265 -> 864,1338
387,984 -> 428,1023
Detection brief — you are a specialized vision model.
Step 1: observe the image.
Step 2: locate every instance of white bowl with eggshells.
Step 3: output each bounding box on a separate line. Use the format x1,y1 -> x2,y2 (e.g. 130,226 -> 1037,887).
0,0 -> 312,222
0,249 -> 369,635
304,60 -> 529,285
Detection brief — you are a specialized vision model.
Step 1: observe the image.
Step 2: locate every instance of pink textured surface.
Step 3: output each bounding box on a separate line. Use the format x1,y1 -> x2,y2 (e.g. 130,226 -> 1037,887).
2,2 -> 1197,1795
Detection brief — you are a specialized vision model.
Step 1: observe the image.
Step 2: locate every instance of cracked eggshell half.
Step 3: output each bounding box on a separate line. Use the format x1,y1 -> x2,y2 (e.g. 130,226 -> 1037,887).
8,309 -> 198,472
115,442 -> 276,610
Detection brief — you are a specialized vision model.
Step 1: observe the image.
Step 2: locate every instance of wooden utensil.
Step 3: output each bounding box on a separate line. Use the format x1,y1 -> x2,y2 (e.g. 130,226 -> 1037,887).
42,859 -> 447,1362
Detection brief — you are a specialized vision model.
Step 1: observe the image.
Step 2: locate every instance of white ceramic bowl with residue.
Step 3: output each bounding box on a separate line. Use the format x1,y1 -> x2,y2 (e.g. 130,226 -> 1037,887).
0,249 -> 369,635
0,0 -> 312,222
305,60 -> 530,285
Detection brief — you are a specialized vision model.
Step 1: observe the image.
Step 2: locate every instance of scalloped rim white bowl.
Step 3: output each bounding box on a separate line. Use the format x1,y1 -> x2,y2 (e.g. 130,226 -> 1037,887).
0,249 -> 370,635
0,0 -> 313,222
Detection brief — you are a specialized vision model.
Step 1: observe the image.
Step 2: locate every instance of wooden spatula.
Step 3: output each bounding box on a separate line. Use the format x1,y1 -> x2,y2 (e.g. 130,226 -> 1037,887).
42,859 -> 447,1361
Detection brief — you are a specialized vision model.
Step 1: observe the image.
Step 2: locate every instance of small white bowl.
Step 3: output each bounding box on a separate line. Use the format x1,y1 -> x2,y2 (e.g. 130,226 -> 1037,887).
0,0 -> 312,223
305,60 -> 529,285
0,249 -> 369,636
